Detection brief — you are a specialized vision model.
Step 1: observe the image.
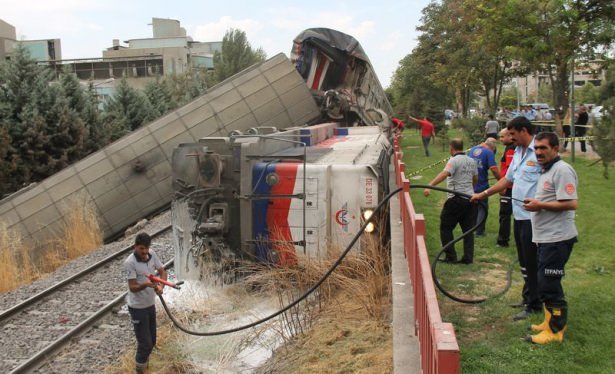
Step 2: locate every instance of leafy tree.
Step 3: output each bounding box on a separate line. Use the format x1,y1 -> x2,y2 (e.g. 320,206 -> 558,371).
513,0 -> 615,115
575,82 -> 601,106
590,60 -> 615,178
213,29 -> 266,83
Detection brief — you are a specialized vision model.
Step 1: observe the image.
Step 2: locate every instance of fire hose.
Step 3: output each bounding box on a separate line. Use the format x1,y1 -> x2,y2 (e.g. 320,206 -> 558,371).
151,185 -> 515,335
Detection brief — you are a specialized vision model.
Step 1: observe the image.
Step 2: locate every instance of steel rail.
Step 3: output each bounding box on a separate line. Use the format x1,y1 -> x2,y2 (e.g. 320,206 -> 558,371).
0,224 -> 172,323
9,259 -> 175,374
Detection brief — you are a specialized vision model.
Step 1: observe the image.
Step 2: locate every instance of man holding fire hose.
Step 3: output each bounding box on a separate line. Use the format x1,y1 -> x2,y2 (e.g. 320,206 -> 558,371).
124,232 -> 167,374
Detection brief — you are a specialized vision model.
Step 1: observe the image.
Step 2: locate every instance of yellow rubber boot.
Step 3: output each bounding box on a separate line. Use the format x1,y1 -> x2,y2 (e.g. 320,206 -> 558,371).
526,325 -> 566,344
530,306 -> 551,332
525,305 -> 567,344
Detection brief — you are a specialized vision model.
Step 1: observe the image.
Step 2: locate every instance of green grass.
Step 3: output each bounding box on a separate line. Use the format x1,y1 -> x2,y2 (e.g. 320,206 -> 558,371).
401,129 -> 615,373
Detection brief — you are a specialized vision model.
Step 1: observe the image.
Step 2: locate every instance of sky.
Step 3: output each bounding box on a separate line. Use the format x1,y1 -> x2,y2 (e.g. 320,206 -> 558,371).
2,0 -> 431,88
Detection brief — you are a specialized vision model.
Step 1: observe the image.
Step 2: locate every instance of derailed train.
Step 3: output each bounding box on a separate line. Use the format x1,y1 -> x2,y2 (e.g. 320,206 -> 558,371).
171,28 -> 395,278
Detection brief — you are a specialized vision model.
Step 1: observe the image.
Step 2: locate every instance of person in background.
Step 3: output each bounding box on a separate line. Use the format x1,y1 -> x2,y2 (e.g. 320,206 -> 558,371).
424,138 -> 478,264
468,137 -> 500,237
408,115 -> 436,157
124,232 -> 167,374
575,105 -> 588,152
497,128 -> 515,248
522,132 -> 578,344
485,114 -> 500,139
471,116 -> 542,320
391,117 -> 406,133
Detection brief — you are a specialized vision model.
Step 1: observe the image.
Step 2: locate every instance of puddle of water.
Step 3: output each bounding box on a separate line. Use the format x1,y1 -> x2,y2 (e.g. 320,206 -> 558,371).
160,279 -> 299,373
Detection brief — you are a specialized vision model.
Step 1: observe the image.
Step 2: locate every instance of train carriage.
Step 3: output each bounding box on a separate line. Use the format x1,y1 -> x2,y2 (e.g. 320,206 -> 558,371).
171,28 -> 393,279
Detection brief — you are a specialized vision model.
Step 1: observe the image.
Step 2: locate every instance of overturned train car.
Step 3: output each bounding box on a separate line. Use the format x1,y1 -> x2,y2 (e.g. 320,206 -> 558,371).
172,28 -> 394,278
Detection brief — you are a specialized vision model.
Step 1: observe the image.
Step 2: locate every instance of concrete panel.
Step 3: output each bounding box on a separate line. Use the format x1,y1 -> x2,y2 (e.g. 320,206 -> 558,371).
218,100 -> 251,125
152,118 -> 187,144
86,171 -> 122,199
21,203 -> 61,235
258,53 -> 286,71
179,103 -> 215,129
209,89 -> 242,113
263,60 -> 296,84
110,211 -> 147,237
41,167 -> 77,190
74,150 -> 108,172
235,73 -> 270,98
265,111 -> 294,129
95,184 -> 131,212
189,116 -> 225,139
7,222 -> 29,240
223,113 -> 259,133
46,174 -> 85,202
245,86 -> 277,111
279,83 -> 311,109
130,132 -> 159,156
148,111 -> 180,132
174,97 -> 208,118
124,170 -> 159,196
34,219 -> 66,242
2,209 -> 21,227
149,159 -> 173,183
136,145 -> 168,167
10,184 -> 47,207
105,130 -> 144,155
78,158 -> 115,185
108,143 -> 138,169
230,66 -> 266,88
0,200 -> 14,215
272,72 -> 303,96
133,184 -> 163,210
102,197 -> 140,226
253,98 -> 286,125
288,99 -> 320,124
206,81 -> 236,102
14,191 -> 54,221
160,131 -> 197,158
154,176 -> 173,200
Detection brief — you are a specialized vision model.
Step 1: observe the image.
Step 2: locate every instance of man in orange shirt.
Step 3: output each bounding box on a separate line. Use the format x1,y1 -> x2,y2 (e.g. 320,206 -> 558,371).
408,115 -> 436,156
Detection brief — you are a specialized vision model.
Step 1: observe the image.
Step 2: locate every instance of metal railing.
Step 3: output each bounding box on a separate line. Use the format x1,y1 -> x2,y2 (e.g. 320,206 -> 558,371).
392,134 -> 460,373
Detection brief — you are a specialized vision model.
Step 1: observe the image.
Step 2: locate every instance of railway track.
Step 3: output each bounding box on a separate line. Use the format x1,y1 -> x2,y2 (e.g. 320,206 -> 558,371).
0,223 -> 174,373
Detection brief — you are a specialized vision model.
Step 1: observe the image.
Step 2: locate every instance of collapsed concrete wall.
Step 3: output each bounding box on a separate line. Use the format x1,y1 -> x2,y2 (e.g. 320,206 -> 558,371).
0,53 -> 320,244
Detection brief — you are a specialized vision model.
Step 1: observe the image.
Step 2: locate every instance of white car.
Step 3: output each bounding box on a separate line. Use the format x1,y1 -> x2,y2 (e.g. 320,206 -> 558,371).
591,105 -> 606,121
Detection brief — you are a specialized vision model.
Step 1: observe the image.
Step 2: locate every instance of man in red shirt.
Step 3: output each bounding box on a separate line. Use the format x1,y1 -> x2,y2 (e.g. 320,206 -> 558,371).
391,117 -> 406,133
497,128 -> 515,248
408,115 -> 436,156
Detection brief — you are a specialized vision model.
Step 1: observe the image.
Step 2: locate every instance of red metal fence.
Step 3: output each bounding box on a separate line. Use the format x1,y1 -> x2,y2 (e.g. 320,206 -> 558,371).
393,135 -> 460,373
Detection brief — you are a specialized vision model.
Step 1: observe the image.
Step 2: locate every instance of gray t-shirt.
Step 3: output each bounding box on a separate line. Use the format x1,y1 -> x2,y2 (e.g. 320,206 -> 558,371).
485,120 -> 499,134
531,160 -> 578,243
444,153 -> 478,199
124,250 -> 164,309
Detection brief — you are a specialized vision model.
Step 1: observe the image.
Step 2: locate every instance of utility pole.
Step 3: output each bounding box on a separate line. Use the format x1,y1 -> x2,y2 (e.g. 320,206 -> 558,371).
570,58 -> 575,162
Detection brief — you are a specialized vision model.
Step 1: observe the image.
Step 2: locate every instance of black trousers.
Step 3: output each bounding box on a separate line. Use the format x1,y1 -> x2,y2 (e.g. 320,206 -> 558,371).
513,220 -> 541,311
538,237 -> 576,305
129,305 -> 157,366
440,197 -> 477,262
475,197 -> 488,235
421,136 -> 431,156
497,189 -> 512,246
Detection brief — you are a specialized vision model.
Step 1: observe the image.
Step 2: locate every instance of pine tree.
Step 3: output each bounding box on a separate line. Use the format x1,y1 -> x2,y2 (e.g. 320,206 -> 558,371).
102,78 -> 154,136
0,43 -> 55,192
144,77 -> 176,117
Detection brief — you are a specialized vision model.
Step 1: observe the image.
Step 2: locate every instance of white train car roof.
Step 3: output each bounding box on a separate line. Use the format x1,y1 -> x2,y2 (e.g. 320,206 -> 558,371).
267,122 -> 390,167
